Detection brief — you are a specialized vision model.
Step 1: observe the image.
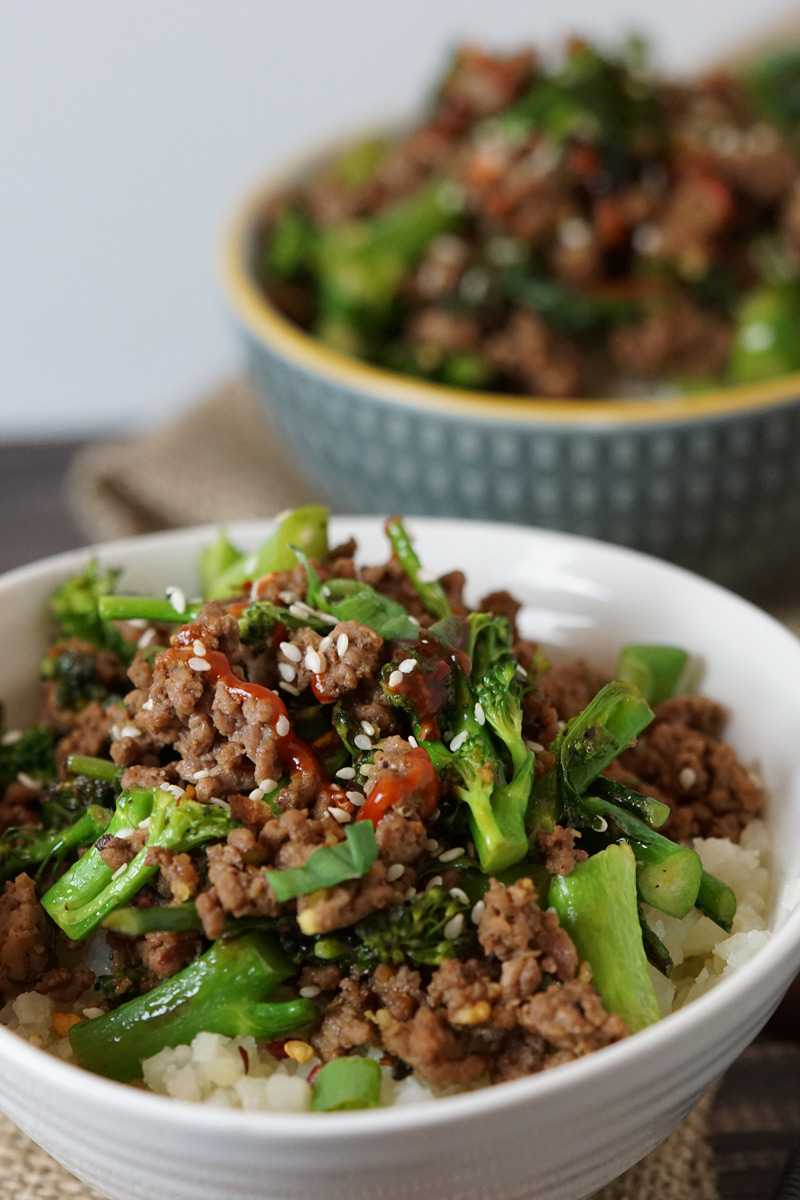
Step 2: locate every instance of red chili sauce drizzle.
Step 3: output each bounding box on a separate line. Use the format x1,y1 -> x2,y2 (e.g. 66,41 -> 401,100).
167,627 -> 345,809
357,746 -> 440,828
388,633 -> 471,742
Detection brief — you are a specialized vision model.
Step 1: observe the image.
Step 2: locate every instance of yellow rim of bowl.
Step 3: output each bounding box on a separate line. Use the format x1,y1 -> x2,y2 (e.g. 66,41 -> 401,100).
220,148 -> 800,428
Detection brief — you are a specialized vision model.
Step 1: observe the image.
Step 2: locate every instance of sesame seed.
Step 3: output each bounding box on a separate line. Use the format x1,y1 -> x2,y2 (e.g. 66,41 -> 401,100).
279,682 -> 300,696
360,720 -> 375,737
449,731 -> 468,753
438,846 -> 465,863
525,740 -> 544,753
137,628 -> 157,650
0,730 -> 22,746
82,1006 -> 105,1020
346,790 -> 366,806
194,769 -> 212,780
162,785 -> 185,799
470,900 -> 485,925
114,826 -> 136,840
360,763 -> 374,776
289,603 -> 309,619
416,569 -> 435,583
443,914 -> 465,940
399,659 -> 417,674
336,766 -> 356,780
327,806 -> 351,824
318,635 -> 333,652
425,839 -> 439,853
387,670 -> 404,689
299,986 -> 321,999
467,842 -> 475,858
405,887 -> 418,901
192,640 -> 207,657
679,767 -> 697,790
16,772 -> 40,790
336,632 -> 349,657
426,875 -> 443,891
354,734 -> 372,751
474,702 -> 485,725
449,887 -> 469,905
593,817 -> 608,833
111,864 -> 127,880
120,724 -> 142,739
249,787 -> 264,802
278,662 -> 297,683
386,864 -> 405,883
165,586 -> 187,615
142,698 -> 154,712
407,735 -> 418,749
127,618 -> 148,629
188,657 -> 210,672
258,779 -> 278,794
319,612 -> 339,625
28,1033 -> 44,1049
138,817 -> 151,830
516,664 -> 528,680
276,715 -> 290,738
305,648 -> 323,674
408,615 -> 420,627
559,216 -> 592,249
279,590 -> 298,605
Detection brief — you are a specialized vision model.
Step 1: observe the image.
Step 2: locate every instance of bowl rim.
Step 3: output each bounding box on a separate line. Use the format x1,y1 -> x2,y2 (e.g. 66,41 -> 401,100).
1,516 -> 800,1139
218,129 -> 800,429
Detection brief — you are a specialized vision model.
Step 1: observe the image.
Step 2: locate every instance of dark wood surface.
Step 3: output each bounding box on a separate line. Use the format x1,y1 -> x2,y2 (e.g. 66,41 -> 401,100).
1,438 -> 799,1198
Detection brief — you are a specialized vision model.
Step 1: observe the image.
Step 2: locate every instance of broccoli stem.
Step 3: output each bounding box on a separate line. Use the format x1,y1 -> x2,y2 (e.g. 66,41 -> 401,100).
549,843 -> 661,1033
98,596 -> 203,624
614,645 -> 691,708
69,933 -> 316,1082
696,870 -> 737,932
210,506 -> 330,600
0,805 -> 112,885
42,787 -> 236,940
639,911 -> 673,977
102,903 -> 203,936
581,792 -> 702,919
384,516 -> 451,621
592,777 -> 670,829
65,754 -> 122,783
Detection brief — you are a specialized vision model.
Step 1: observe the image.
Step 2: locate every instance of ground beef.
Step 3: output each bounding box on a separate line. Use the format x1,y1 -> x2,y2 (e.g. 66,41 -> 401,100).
0,781 -> 41,836
0,875 -> 51,987
521,688 -> 560,758
297,861 -> 405,935
96,829 -> 148,873
139,930 -> 203,980
34,965 -> 96,1003
609,298 -> 733,381
119,764 -> 179,792
144,847 -> 199,903
478,878 -> 577,982
479,590 -> 522,639
536,826 -> 587,875
340,679 -> 402,741
288,620 -> 384,701
537,660 -> 608,722
407,308 -> 480,352
374,1002 -> 486,1089
196,837 -> 280,939
516,974 -> 628,1062
427,958 -> 494,1026
55,700 -> 117,770
311,976 -> 375,1061
38,638 -> 129,736
485,309 -> 584,399
297,964 -> 343,994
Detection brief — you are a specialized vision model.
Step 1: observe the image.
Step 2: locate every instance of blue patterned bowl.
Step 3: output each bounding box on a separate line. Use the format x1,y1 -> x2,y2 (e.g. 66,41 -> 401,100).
220,175 -> 800,593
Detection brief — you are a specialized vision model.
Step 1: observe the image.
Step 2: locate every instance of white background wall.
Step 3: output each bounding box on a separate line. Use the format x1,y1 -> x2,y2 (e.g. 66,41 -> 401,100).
1,0 -> 795,440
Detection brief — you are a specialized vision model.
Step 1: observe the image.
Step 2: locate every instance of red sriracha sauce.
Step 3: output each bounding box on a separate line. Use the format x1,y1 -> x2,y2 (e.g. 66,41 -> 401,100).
357,747 -> 439,827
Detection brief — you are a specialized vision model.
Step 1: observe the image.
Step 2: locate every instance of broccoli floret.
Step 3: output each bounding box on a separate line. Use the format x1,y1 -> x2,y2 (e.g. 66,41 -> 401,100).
474,658 -> 530,774
50,561 -> 133,664
238,599 -> 329,655
42,787 -> 238,940
354,886 -> 472,969
40,647 -> 111,712
0,718 -> 57,794
0,804 -> 112,885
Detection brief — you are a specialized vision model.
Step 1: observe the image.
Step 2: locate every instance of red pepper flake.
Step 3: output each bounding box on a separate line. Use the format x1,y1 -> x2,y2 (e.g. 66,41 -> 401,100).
267,1039 -> 289,1060
239,1045 -> 250,1074
307,1064 -> 321,1088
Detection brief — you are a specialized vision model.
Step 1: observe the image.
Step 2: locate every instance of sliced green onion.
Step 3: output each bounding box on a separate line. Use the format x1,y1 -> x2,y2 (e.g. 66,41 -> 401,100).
265,822 -> 378,903
615,645 -> 691,708
311,1056 -> 382,1111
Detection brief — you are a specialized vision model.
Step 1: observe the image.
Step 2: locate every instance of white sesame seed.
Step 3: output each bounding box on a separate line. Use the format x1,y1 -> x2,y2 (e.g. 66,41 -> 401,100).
360,720 -> 375,737
387,670 -> 404,689
336,632 -> 349,657
137,817 -> 151,830
443,914 -> 465,940
525,740 -> 544,753
386,864 -> 405,883
243,554 -> 258,576
127,618 -> 148,629
319,612 -> 339,626
425,839 -> 439,853
474,702 -> 485,725
399,659 -> 417,674
559,216 -> 592,249
162,784 -> 185,799
289,602 -> 312,619
327,806 -> 351,824
165,586 -> 187,615
336,766 -> 356,780
426,875 -> 443,890
438,846 -> 465,863
360,763 -> 374,776
16,772 -> 40,790
114,826 -> 135,840
258,779 -> 278,794
318,636 -> 333,652
516,664 -> 528,680
188,657 -> 210,672
679,767 -> 697,790
193,769 -> 212,780
1,730 -> 22,746
593,817 -> 608,833
407,735 -> 418,749
405,887 -> 418,901
299,986 -> 321,999
137,628 -> 157,650
408,615 -> 420,627
305,648 -> 323,674
354,734 -> 372,751
279,682 -> 300,696
279,591 -> 298,605
449,887 -> 469,905
278,662 -> 297,683
142,698 -> 154,712
249,788 -> 265,802
111,864 -> 127,880
276,715 -> 290,738
192,640 -> 207,657
82,1006 -> 105,1020
321,585 -> 332,599
120,724 -> 142,739
416,569 -> 435,583
449,731 -> 468,753
346,790 -> 366,806
470,900 -> 485,925
467,842 -> 475,858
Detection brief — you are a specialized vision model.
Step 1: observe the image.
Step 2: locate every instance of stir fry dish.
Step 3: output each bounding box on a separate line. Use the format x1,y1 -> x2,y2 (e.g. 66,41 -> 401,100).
0,509 -> 767,1110
256,38 -> 800,398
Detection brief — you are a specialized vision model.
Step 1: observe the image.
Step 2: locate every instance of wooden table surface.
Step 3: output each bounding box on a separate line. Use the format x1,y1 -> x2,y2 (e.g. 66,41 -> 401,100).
1,437 -> 799,1198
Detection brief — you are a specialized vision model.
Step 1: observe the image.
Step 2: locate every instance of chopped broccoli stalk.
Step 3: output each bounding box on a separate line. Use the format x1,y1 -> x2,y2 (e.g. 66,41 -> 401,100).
102,903 -> 203,936
0,722 -> 57,793
0,805 -> 112,885
639,911 -> 673,977
65,755 -> 122,784
69,932 -> 316,1082
614,645 -> 692,708
311,1056 -> 382,1112
592,777 -> 670,829
549,842 -> 661,1033
42,787 -> 237,940
695,870 -> 737,932
384,516 -> 451,621
50,561 -> 133,663
529,680 -> 654,831
353,885 -> 471,969
581,791 -> 702,919
97,596 -> 203,624
267,822 -> 378,905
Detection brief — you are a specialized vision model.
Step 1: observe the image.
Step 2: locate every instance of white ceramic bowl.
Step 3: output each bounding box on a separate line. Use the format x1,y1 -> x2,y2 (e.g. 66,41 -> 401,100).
1,518 -> 799,1200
